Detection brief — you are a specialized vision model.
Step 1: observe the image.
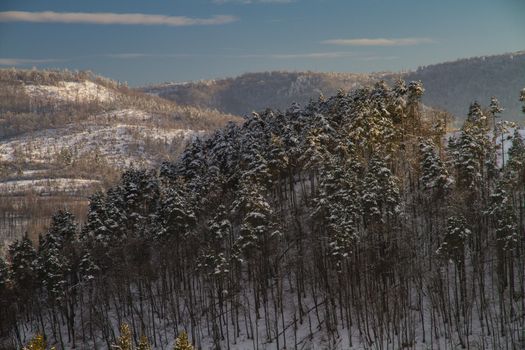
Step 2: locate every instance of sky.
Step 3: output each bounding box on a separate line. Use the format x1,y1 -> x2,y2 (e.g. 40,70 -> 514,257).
0,0 -> 523,86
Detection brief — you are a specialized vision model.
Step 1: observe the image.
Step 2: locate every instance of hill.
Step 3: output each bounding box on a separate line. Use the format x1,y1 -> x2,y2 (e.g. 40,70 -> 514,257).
142,51 -> 525,121
142,71 -> 386,116
1,81 -> 524,349
406,51 -> 525,121
0,68 -> 240,249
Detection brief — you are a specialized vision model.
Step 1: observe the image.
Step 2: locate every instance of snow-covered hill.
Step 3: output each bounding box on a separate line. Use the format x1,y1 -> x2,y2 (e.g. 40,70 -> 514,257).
0,69 -> 240,249
0,109 -> 200,168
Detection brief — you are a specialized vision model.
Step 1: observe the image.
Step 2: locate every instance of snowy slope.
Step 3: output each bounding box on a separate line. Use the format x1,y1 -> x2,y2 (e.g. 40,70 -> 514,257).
0,109 -> 199,168
24,80 -> 116,104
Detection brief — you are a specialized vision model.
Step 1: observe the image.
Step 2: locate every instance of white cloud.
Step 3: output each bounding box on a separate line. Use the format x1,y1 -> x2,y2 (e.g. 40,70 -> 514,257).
0,58 -> 63,66
0,11 -> 237,26
322,38 -> 434,46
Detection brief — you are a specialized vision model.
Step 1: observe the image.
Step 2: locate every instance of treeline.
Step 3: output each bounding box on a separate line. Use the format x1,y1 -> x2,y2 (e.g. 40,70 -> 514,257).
0,68 -> 123,90
0,82 -> 524,349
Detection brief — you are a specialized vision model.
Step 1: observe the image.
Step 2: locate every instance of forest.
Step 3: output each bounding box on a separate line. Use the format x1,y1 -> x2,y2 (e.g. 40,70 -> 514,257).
0,80 -> 524,349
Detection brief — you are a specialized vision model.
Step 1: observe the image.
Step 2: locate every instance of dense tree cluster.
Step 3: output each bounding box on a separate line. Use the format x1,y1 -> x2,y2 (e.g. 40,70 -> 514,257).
1,81 -> 524,349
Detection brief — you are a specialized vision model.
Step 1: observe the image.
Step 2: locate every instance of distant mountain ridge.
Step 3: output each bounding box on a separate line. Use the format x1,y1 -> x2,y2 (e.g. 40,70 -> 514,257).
406,51 -> 525,121
142,71 -> 388,116
142,51 -> 525,121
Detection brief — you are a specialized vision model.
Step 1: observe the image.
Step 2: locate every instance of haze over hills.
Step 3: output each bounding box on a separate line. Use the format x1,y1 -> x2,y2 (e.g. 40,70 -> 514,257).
406,51 -> 525,121
143,51 -> 525,122
142,71 -> 387,117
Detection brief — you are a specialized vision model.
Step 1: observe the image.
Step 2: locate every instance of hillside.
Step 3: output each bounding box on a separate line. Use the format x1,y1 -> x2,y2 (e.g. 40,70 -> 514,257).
406,51 -> 525,121
143,51 -> 525,121
0,69 -> 240,250
142,71 -> 386,116
1,81 -> 524,349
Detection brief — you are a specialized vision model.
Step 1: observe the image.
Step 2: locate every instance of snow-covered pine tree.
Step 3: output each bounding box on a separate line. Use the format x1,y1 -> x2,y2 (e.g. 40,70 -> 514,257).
198,205 -> 232,280
362,155 -> 399,226
156,185 -> 196,241
8,237 -> 38,297
312,155 -> 361,271
437,216 -> 470,264
419,138 -> 451,196
451,102 -> 493,191
487,182 -> 518,251
489,96 -> 503,130
506,128 -> 525,185
120,169 -> 159,237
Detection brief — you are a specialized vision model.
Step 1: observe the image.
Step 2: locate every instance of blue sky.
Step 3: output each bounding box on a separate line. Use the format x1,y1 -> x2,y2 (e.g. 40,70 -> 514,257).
0,0 -> 523,85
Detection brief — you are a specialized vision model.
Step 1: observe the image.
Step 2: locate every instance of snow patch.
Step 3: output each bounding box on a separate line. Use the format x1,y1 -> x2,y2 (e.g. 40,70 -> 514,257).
24,81 -> 116,104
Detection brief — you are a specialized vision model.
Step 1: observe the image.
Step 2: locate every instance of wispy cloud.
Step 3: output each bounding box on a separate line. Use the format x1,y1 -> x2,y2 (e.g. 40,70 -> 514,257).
0,58 -> 64,66
322,38 -> 434,46
0,11 -> 237,26
213,0 -> 295,4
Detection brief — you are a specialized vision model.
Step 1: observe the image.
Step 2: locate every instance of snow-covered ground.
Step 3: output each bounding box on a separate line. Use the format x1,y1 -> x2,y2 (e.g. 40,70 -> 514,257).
0,178 -> 100,195
24,81 -> 116,104
10,269 -> 523,350
0,109 -> 198,168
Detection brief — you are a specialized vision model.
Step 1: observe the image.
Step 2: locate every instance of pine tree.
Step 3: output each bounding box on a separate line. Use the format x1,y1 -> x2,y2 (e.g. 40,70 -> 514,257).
507,129 -> 525,183
137,335 -> 152,350
37,211 -> 77,302
313,156 -> 361,270
487,182 -> 518,251
156,185 -> 196,241
198,205 -> 232,279
115,323 -> 134,350
489,96 -> 503,129
174,331 -> 194,350
8,237 -> 38,294
451,102 -> 493,191
22,334 -> 47,350
362,155 -> 399,225
437,216 -> 470,264
419,138 -> 451,196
